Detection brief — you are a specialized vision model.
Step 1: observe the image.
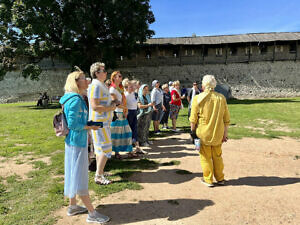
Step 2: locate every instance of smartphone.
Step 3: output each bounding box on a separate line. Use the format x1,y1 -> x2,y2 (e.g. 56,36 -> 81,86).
87,121 -> 103,127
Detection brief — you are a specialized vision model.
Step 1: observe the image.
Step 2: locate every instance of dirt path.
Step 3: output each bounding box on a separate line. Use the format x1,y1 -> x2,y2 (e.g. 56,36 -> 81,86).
55,134 -> 300,225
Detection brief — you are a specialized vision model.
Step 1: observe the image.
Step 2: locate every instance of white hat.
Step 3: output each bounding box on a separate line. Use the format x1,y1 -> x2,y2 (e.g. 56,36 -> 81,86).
168,81 -> 173,86
152,80 -> 159,87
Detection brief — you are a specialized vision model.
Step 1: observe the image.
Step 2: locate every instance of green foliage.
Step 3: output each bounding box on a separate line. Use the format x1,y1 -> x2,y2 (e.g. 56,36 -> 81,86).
0,0 -> 155,79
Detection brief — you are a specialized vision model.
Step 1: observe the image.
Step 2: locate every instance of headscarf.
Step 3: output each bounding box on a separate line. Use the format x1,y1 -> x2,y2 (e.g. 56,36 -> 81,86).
110,71 -> 127,114
137,84 -> 152,119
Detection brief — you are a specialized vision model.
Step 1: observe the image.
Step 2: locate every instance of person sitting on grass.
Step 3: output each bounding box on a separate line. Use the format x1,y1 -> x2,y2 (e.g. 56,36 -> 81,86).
60,68 -> 110,224
189,75 -> 230,188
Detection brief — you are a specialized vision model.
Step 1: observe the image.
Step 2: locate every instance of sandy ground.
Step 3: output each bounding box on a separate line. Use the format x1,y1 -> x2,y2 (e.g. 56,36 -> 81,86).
52,134 -> 300,225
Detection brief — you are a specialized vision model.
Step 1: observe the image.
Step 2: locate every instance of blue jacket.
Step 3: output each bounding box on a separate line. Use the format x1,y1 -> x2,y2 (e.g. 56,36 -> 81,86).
59,93 -> 88,148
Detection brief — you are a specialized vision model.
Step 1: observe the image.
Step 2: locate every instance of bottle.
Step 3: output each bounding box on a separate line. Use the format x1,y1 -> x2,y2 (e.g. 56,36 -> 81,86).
194,138 -> 200,151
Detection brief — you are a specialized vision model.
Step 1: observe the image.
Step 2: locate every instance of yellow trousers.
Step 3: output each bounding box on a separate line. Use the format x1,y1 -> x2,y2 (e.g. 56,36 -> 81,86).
200,144 -> 224,184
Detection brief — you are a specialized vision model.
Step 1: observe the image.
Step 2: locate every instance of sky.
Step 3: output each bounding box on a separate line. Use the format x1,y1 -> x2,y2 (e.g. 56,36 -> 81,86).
149,0 -> 300,38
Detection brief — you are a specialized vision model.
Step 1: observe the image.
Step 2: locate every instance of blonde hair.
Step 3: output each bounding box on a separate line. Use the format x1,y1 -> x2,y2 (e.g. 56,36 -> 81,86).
90,62 -> 105,79
161,84 -> 168,89
64,71 -> 84,93
202,75 -> 217,90
173,80 -> 180,86
122,78 -> 129,88
111,71 -> 121,83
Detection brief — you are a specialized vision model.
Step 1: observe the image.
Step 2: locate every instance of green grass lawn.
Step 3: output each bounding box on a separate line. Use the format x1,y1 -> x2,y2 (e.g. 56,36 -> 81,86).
0,98 -> 299,224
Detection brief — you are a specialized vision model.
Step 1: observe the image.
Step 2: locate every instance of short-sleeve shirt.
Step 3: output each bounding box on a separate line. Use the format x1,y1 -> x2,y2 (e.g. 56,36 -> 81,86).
125,91 -> 138,110
109,87 -> 123,112
150,88 -> 163,105
170,89 -> 182,106
88,79 -> 112,122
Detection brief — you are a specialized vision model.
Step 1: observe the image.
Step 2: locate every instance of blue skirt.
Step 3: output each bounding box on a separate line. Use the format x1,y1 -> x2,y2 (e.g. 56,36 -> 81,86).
110,112 -> 133,153
64,143 -> 89,198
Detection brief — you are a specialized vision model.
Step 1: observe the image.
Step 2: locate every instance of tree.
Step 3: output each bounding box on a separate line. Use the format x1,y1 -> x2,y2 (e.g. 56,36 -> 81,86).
0,0 -> 155,80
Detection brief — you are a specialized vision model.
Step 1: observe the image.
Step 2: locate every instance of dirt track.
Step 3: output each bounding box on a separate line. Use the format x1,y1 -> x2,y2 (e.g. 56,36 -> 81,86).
55,133 -> 300,225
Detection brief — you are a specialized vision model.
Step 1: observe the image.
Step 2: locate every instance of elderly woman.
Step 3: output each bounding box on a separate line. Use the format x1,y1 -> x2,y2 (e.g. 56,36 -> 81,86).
151,80 -> 165,134
137,84 -> 153,146
109,71 -> 136,159
88,62 -> 116,185
189,75 -> 230,187
169,80 -> 182,132
59,69 -> 110,223
161,83 -> 171,129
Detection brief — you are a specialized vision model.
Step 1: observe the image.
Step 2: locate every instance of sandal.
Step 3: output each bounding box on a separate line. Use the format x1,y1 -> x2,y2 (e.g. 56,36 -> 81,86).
103,172 -> 113,177
114,153 -> 122,160
135,149 -> 148,155
95,175 -> 112,185
126,152 -> 139,159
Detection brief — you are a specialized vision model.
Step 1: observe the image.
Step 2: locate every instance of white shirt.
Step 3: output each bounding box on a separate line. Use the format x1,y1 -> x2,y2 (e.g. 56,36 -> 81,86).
109,86 -> 123,112
125,91 -> 138,110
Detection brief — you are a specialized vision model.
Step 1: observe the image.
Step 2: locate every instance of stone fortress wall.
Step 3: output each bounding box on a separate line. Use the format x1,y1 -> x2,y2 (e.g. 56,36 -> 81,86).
1,60 -> 300,103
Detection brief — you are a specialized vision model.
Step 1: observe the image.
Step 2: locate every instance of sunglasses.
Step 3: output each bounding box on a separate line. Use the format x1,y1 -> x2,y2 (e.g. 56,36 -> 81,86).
96,69 -> 106,73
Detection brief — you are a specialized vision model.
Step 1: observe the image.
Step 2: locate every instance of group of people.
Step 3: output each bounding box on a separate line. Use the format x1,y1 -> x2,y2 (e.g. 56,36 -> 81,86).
59,61 -> 230,224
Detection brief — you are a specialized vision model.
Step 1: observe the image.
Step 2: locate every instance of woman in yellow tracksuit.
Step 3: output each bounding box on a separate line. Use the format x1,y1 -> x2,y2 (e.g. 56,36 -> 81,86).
189,75 -> 230,187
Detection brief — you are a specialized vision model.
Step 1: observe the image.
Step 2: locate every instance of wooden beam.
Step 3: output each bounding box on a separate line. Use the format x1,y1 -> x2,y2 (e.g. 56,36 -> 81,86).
295,40 -> 298,61
225,44 -> 228,64
179,45 -> 182,66
248,42 -> 251,63
202,45 -> 205,65
273,41 -> 276,62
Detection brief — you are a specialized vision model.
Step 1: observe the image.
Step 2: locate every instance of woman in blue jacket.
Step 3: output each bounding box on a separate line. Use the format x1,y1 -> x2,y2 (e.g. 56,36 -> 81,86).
59,70 -> 110,224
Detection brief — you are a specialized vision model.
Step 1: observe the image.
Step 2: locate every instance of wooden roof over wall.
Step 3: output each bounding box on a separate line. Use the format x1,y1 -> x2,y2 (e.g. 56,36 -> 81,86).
145,32 -> 300,45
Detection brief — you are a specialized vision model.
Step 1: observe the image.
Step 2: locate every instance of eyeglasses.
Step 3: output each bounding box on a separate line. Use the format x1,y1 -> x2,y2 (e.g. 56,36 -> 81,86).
76,77 -> 86,81
96,69 -> 106,73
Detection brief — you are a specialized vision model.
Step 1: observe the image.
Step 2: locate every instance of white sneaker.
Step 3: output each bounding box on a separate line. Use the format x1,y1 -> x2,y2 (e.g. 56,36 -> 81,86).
87,211 -> 110,224
201,178 -> 214,187
67,205 -> 88,216
171,129 -> 181,133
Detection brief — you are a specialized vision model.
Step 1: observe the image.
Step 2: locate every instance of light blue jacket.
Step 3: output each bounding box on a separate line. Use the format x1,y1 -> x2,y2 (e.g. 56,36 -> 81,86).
59,93 -> 88,148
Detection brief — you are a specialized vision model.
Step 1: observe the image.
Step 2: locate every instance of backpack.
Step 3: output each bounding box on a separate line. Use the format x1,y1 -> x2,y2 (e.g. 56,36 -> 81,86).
53,96 -> 77,137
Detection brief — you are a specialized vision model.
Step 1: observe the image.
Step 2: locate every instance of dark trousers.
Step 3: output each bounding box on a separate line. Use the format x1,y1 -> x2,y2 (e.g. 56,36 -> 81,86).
127,109 -> 138,143
160,109 -> 170,124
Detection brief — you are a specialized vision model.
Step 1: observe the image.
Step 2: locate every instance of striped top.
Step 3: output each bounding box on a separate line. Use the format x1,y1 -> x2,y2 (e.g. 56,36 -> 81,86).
88,79 -> 112,122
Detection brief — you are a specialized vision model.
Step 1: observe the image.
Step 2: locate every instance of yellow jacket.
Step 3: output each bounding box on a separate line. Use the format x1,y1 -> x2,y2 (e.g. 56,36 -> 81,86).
189,90 -> 230,146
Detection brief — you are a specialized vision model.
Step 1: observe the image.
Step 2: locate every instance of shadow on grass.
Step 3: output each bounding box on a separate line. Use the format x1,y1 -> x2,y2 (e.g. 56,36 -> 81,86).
18,103 -> 61,110
97,199 -> 214,223
227,98 -> 299,105
126,169 -> 202,184
227,176 -> 300,187
105,158 -> 159,171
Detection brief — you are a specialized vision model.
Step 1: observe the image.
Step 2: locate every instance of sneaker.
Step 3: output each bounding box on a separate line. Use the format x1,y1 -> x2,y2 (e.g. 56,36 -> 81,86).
171,129 -> 181,133
87,211 -> 110,224
95,175 -> 112,185
162,126 -> 167,130
154,131 -> 161,134
142,142 -> 150,147
201,178 -> 214,187
217,180 -> 225,185
67,205 -> 88,216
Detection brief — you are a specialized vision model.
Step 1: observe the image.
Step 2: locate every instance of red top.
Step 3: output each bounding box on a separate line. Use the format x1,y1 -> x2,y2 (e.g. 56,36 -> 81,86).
170,89 -> 181,106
